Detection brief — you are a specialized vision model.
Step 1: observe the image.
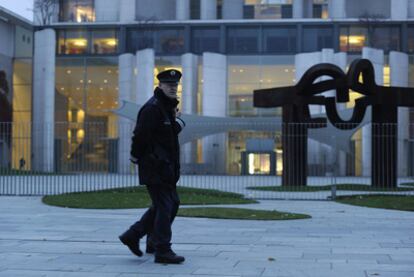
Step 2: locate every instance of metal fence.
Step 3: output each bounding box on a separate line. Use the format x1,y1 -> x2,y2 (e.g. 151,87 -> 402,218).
1,121 -> 413,200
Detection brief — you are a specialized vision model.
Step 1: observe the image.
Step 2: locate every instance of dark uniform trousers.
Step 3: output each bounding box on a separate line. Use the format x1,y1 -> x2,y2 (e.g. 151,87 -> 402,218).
129,184 -> 180,252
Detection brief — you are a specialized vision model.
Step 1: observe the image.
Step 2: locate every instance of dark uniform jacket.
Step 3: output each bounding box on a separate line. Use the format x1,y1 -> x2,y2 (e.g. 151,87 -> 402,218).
131,88 -> 184,187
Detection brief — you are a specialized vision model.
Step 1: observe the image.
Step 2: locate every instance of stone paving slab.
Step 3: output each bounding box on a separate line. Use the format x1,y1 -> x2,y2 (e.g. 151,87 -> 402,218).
0,196 -> 413,276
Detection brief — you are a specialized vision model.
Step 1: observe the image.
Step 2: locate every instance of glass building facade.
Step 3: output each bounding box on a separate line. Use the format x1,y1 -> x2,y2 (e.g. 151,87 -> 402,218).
14,0 -> 412,175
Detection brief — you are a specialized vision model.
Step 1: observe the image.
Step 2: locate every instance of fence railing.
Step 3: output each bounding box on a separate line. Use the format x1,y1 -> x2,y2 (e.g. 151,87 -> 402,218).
1,121 -> 413,199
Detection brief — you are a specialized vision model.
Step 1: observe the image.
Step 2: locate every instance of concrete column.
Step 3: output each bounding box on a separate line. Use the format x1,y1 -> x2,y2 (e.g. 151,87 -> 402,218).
181,53 -> 199,165
362,47 -> 384,177
176,0 -> 190,20
120,0 -> 137,22
390,51 -> 409,177
95,0 -> 119,21
202,53 -> 227,174
222,0 -> 244,19
293,0 -> 304,18
391,0 -> 408,20
32,29 -> 56,172
328,0 -> 346,19
118,54 -> 136,174
201,0 -> 217,20
303,0 -> 313,18
136,49 -> 155,106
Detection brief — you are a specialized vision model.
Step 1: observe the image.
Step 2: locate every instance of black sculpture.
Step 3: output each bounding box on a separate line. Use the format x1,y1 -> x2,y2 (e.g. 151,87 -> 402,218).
254,59 -> 414,188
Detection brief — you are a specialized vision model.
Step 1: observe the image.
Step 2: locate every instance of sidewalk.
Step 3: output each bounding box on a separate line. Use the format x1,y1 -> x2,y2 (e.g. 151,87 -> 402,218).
0,196 -> 413,277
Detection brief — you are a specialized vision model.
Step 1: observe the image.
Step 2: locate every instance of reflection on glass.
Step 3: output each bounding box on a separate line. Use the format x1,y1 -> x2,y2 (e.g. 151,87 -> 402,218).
340,27 -> 367,52
244,0 -> 293,19
312,0 -> 328,19
228,55 -> 295,116
302,26 -> 333,52
408,26 -> 414,53
263,27 -> 297,53
227,27 -> 259,54
91,30 -> 118,54
60,30 -> 88,54
156,29 -> 185,54
191,28 -> 220,54
59,0 -> 95,22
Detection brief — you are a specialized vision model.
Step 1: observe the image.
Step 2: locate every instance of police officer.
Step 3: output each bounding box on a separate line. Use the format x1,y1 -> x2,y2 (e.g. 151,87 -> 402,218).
119,69 -> 185,264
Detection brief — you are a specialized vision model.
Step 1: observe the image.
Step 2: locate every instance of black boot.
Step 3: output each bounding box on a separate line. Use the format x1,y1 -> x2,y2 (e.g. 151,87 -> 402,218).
154,250 -> 185,264
119,229 -> 143,257
146,237 -> 155,254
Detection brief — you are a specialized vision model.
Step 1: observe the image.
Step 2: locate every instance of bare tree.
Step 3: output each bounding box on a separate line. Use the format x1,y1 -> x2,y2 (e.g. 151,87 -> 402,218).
358,12 -> 387,47
34,0 -> 59,25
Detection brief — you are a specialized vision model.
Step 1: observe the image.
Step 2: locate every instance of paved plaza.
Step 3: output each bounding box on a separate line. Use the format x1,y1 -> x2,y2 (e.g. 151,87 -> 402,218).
0,196 -> 413,277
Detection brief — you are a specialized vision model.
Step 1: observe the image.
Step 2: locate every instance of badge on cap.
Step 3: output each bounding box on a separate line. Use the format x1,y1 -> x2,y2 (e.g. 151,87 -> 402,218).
171,70 -> 176,76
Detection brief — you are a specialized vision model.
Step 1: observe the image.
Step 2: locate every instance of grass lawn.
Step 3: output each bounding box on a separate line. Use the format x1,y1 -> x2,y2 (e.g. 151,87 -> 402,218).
0,167 -> 64,176
335,195 -> 414,212
400,182 -> 414,187
42,187 -> 312,220
247,184 -> 414,192
42,186 -> 258,209
177,207 -> 311,220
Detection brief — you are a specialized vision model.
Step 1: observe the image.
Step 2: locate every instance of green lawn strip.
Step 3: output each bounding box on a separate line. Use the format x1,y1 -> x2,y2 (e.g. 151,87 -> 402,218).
247,184 -> 414,192
177,207 -> 311,220
400,182 -> 414,187
0,167 -> 65,176
42,186 -> 257,209
335,194 -> 414,212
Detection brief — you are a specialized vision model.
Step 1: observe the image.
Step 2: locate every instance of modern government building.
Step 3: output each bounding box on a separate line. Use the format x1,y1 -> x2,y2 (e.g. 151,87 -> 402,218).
1,0 -> 414,177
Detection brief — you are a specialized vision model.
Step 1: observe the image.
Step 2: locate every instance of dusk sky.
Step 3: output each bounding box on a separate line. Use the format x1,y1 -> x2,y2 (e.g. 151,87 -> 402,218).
0,0 -> 34,21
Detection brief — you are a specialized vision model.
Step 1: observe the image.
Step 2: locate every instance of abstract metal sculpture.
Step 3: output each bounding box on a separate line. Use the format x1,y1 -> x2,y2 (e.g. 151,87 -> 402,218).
254,59 -> 414,188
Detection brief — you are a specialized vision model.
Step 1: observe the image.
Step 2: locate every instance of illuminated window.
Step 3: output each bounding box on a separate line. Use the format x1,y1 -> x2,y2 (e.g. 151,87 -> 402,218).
340,27 -> 367,52
91,30 -> 118,54
313,0 -> 328,19
59,0 -> 95,23
60,30 -> 88,55
340,26 -> 400,53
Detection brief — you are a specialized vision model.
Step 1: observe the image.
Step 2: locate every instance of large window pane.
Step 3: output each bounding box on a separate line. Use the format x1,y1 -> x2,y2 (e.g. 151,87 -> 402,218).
312,0 -> 328,18
55,57 -> 119,172
12,59 -> 32,170
340,26 -> 400,53
155,29 -> 185,54
91,30 -> 118,54
371,26 -> 400,52
409,26 -> 414,53
60,29 -> 89,55
227,27 -> 259,54
127,28 -> 185,54
263,27 -> 296,53
126,29 -> 154,52
243,0 -> 293,19
59,0 -> 95,22
302,26 -> 333,52
340,26 -> 367,52
191,27 -> 220,54
228,55 -> 294,116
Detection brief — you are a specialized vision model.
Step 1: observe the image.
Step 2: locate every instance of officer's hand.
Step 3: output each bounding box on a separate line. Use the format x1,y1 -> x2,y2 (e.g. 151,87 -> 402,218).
174,108 -> 181,118
130,156 -> 139,164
